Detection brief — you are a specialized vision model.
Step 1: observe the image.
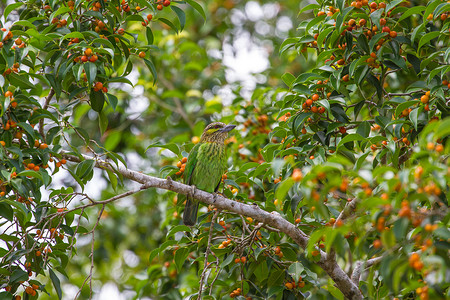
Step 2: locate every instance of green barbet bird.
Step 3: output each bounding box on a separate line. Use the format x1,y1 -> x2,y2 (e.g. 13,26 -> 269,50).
182,122 -> 236,226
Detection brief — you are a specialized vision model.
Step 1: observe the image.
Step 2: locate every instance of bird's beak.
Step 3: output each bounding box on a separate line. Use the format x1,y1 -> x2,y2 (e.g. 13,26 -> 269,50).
220,124 -> 236,133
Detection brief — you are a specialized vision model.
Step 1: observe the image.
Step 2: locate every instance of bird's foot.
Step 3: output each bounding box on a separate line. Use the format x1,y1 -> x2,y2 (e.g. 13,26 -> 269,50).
213,192 -> 218,203
190,185 -> 197,198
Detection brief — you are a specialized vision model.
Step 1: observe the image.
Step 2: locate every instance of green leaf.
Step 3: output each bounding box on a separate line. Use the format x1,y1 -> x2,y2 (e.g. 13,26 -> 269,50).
281,73 -> 295,87
291,112 -> 313,137
106,93 -> 118,111
409,106 -> 423,131
174,247 -> 189,271
146,142 -> 180,155
185,0 -> 206,21
330,103 -> 350,123
4,2 -> 23,19
435,118 -> 450,139
275,178 -> 294,202
76,160 -> 95,179
49,268 -> 62,300
91,38 -> 115,49
288,262 -> 304,282
337,133 -> 366,150
17,122 -> 36,140
267,269 -> 284,287
386,0 -> 405,12
7,73 -> 35,89
99,110 -> 108,135
84,62 -> 97,86
299,3 -> 320,13
394,100 -> 419,118
381,229 -> 396,249
9,268 -> 28,283
418,31 -> 440,53
146,27 -> 154,45
144,58 -> 157,84
49,6 -> 72,22
148,248 -> 160,263
0,203 -> 14,221
220,254 -> 235,268
167,225 -> 190,238
158,17 -> 178,33
61,32 -> 85,43
16,170 -> 44,181
171,6 -> 186,31
398,6 -> 425,22
90,89 -> 105,112
106,169 -> 118,191
357,34 -> 370,54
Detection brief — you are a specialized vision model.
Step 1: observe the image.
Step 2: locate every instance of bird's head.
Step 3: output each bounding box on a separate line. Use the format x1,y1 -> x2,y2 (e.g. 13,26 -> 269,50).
200,122 -> 236,143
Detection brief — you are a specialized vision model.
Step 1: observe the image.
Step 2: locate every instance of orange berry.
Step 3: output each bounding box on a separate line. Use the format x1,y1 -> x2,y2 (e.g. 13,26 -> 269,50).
4,91 -> 13,97
311,93 -> 319,101
84,48 -> 92,56
234,258 -> 240,264
435,144 -> 444,153
420,95 -> 429,104
240,256 -> 246,263
285,282 -> 293,289
373,239 -> 382,249
39,143 -> 48,149
292,168 -> 303,182
138,51 -> 145,58
36,250 -> 41,256
295,218 -> 301,224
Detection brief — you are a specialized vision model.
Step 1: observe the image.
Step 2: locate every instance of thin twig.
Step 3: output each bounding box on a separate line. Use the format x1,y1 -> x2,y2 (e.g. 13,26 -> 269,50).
198,210 -> 220,300
39,88 -> 55,141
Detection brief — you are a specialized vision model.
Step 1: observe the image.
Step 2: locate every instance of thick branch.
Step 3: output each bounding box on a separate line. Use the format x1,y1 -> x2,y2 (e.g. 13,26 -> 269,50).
61,151 -> 363,299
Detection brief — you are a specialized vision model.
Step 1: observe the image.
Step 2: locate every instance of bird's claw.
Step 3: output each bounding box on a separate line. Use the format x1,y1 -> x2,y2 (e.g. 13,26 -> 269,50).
190,185 -> 197,198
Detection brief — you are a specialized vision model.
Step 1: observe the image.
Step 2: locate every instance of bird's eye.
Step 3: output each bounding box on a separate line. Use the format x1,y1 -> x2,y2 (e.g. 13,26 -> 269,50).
214,125 -> 221,129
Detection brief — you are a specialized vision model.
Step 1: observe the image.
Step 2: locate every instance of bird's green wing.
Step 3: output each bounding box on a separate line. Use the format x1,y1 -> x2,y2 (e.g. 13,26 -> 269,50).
184,143 -> 201,185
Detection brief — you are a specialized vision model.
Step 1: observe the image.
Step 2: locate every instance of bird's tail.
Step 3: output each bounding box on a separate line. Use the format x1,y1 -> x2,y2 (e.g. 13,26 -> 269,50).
183,197 -> 199,226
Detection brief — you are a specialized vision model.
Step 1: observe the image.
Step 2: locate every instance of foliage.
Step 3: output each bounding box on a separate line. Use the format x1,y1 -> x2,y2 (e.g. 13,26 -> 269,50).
0,0 -> 449,299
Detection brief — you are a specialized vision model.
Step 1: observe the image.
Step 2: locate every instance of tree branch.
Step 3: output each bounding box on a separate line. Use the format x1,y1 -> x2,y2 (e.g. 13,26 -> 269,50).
351,256 -> 383,284
61,151 -> 363,299
39,88 -> 55,142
